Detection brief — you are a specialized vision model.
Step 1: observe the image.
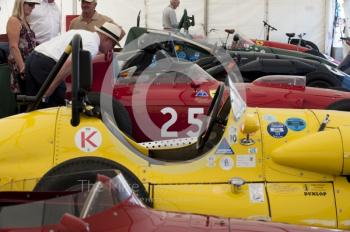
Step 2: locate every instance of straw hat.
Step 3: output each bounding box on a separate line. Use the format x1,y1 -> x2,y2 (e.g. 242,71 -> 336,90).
95,22 -> 123,47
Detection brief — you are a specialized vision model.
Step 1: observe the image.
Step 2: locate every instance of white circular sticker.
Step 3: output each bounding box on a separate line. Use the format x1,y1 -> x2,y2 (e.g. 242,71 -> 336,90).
75,127 -> 102,152
220,156 -> 234,171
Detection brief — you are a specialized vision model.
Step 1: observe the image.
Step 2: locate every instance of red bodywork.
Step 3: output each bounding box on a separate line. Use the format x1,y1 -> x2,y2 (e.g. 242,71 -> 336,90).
252,39 -> 310,52
53,198 -> 342,232
0,183 -> 334,232
242,78 -> 349,110
66,57 -> 350,142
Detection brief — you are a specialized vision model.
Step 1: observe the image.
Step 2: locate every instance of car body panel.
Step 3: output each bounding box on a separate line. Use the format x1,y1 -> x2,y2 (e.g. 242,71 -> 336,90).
0,108 -> 58,190
153,183 -> 270,219
266,182 -> 337,228
54,107 -> 149,174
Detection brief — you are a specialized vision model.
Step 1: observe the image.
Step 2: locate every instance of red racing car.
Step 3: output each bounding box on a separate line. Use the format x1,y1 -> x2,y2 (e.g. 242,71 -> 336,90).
0,172 -> 336,232
66,51 -> 350,143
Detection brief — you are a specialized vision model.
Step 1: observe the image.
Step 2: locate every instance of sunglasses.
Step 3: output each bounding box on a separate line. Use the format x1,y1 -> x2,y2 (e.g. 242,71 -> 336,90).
24,2 -> 36,8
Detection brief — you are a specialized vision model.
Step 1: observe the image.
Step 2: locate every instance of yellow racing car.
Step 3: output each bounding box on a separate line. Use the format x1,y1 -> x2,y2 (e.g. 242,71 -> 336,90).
1,35 -> 350,230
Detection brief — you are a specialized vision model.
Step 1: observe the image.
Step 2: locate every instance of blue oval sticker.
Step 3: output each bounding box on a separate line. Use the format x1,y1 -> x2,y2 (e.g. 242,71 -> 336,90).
267,122 -> 288,138
285,118 -> 306,132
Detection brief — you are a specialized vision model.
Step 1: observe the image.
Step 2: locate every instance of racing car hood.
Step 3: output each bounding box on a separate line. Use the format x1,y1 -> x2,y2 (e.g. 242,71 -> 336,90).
0,108 -> 59,190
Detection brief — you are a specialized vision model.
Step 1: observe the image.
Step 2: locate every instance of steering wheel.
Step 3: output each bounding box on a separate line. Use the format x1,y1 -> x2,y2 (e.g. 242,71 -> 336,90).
197,82 -> 225,150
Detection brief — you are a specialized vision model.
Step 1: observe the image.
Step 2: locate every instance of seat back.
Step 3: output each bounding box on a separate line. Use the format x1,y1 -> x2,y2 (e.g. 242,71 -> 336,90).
0,64 -> 16,118
86,92 -> 133,138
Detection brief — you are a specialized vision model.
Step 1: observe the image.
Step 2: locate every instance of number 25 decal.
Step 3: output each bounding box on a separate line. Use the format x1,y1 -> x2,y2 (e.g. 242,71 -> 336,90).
161,107 -> 204,138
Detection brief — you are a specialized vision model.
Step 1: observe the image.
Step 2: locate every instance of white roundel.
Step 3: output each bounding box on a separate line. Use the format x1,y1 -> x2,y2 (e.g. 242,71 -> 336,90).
75,127 -> 102,152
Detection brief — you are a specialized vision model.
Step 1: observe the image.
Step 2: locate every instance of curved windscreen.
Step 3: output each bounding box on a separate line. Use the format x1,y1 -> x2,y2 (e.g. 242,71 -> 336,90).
0,172 -> 139,229
100,28 -> 246,144
253,75 -> 306,90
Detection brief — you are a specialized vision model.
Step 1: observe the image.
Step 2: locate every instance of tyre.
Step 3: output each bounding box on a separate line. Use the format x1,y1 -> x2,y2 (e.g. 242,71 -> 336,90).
326,99 -> 350,111
306,72 -> 338,89
307,80 -> 332,88
34,157 -> 152,207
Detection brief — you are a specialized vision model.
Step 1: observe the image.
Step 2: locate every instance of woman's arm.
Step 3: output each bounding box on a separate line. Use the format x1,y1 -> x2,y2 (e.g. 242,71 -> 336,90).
7,17 -> 25,76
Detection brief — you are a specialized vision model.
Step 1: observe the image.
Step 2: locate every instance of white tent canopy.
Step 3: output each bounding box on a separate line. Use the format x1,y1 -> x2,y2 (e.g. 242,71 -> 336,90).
0,0 -> 336,54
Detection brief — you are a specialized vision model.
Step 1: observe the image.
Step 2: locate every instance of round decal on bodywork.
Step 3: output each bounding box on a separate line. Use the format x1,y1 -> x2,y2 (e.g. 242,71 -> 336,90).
220,156 -> 234,170
285,118 -> 306,132
267,122 -> 288,138
75,127 -> 102,152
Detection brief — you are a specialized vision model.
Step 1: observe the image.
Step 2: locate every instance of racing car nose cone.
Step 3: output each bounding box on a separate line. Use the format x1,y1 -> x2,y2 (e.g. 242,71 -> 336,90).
271,129 -> 343,175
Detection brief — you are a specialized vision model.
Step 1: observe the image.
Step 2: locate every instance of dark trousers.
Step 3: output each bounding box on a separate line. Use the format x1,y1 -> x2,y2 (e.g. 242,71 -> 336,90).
25,52 -> 66,107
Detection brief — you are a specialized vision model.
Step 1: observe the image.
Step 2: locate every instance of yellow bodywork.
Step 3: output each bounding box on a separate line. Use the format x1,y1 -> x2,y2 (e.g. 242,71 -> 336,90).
0,106 -> 350,229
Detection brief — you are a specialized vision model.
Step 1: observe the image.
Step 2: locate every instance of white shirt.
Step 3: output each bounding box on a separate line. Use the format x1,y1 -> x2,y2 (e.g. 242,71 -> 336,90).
35,30 -> 100,62
162,5 -> 178,30
29,0 -> 61,44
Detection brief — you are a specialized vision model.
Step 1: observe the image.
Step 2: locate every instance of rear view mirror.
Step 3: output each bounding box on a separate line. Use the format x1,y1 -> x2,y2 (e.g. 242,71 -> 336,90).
240,114 -> 259,146
71,35 -> 92,127
79,50 -> 92,91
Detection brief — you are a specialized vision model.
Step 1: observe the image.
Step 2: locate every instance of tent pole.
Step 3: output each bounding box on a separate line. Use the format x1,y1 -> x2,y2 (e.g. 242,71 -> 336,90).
145,0 -> 148,28
73,0 -> 77,15
264,0 -> 269,40
204,0 -> 208,36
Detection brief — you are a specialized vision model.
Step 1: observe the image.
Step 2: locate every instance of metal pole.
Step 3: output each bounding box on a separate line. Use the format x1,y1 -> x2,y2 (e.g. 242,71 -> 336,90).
264,0 -> 269,40
73,0 -> 77,15
144,0 -> 148,28
204,0 -> 208,36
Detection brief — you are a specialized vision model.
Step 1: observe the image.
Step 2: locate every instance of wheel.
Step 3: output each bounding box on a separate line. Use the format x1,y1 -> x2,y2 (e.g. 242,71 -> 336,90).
307,80 -> 332,88
34,157 -> 152,207
306,72 -> 338,89
197,83 -> 225,150
326,99 -> 350,111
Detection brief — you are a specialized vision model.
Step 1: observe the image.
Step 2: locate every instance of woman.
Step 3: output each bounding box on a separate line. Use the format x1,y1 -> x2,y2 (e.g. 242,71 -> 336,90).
6,0 -> 40,93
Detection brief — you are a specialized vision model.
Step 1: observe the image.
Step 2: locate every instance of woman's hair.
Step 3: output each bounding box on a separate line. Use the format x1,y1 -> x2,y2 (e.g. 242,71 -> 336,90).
12,0 -> 25,20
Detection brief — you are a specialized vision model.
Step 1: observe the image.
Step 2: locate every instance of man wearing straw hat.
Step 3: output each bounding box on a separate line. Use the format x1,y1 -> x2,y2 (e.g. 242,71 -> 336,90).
24,22 -> 123,107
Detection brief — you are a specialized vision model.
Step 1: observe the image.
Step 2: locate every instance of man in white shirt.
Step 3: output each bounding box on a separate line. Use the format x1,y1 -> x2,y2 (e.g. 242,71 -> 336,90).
28,0 -> 61,44
24,22 -> 123,107
162,0 -> 180,30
